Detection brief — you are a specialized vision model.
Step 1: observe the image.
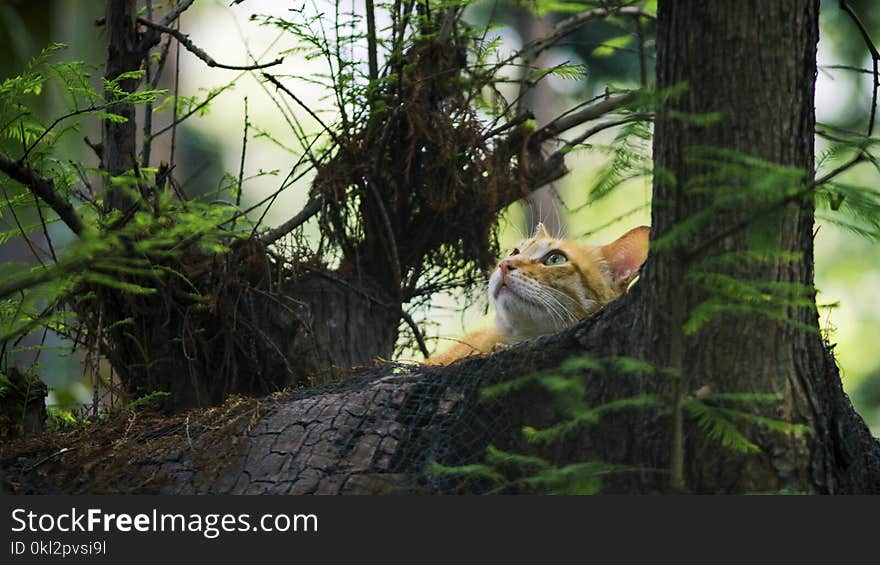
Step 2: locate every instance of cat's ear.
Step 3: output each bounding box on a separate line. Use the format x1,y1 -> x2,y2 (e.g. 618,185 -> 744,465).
534,222 -> 551,239
601,226 -> 650,292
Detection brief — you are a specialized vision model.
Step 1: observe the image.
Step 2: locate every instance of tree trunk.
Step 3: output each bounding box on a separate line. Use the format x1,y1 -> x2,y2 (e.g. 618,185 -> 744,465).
102,0 -> 140,212
641,0 -> 864,493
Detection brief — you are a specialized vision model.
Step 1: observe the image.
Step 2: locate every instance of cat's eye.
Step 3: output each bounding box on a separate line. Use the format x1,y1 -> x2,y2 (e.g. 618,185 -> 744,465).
509,248 -> 520,256
542,251 -> 567,266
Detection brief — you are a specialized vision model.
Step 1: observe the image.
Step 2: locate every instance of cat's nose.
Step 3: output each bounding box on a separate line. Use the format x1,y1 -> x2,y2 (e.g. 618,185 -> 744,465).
499,260 -> 517,275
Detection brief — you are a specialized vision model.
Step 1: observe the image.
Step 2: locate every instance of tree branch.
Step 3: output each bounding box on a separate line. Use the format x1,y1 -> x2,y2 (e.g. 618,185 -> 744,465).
149,85 -> 231,140
547,113 -> 653,164
365,0 -> 379,82
525,6 -> 653,61
533,92 -> 636,143
159,0 -> 196,28
259,196 -> 323,246
0,153 -> 85,236
137,18 -> 284,71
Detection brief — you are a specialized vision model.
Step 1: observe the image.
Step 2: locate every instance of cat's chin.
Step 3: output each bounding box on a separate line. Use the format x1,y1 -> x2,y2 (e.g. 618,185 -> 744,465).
492,289 -> 562,341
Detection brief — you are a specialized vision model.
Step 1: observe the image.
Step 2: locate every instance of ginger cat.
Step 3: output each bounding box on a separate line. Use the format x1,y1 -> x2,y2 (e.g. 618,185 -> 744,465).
425,223 -> 650,365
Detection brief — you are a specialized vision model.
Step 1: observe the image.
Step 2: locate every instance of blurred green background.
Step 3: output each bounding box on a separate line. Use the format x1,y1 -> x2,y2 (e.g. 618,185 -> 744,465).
0,0 -> 877,432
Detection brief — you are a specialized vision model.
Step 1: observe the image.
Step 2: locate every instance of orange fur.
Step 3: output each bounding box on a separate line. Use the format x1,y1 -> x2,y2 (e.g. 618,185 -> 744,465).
424,224 -> 649,365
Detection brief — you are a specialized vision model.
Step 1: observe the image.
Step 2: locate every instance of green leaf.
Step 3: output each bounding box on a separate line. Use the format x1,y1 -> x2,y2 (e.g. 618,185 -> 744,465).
426,461 -> 505,484
522,461 -> 625,495
685,399 -> 761,454
532,64 -> 587,82
485,445 -> 551,471
592,34 -> 633,58
81,273 -> 157,295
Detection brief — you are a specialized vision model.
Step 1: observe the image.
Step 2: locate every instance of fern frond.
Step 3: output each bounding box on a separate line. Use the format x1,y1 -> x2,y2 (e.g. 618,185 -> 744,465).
522,461 -> 626,495
684,399 -> 761,454
426,461 -> 505,485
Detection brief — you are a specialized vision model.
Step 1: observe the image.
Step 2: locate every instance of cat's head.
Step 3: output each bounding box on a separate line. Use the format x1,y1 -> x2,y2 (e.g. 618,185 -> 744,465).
488,223 -> 650,341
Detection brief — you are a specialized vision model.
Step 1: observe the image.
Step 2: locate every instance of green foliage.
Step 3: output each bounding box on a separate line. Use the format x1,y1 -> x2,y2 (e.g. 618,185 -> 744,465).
465,351 -> 812,492
592,34 -> 634,58
426,460 -> 506,487
816,180 -> 880,241
124,390 -> 172,413
683,271 -> 817,335
531,63 -> 588,82
45,406 -> 81,432
585,119 -> 652,203
519,461 -> 627,494
530,1 -> 597,16
451,354 -> 662,493
427,444 -> 626,494
522,394 -> 661,446
684,395 -> 809,455
0,41 -> 248,378
1,45 -> 165,166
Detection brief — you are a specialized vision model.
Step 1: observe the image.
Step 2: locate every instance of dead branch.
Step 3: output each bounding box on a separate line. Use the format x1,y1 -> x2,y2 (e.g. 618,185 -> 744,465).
0,153 -> 85,236
137,17 -> 284,71
534,92 -> 636,143
259,196 -> 323,246
158,0 -> 196,28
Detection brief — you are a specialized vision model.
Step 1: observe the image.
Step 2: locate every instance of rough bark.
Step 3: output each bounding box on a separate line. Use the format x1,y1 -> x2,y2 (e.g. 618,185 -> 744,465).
641,0 -> 851,493
102,0 -> 140,212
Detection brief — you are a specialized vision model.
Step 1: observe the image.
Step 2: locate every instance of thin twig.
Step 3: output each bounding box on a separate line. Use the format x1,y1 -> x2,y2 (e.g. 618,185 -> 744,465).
400,310 -> 430,359
236,97 -> 249,207
23,447 -> 75,472
20,104 -> 112,162
150,36 -> 173,89
262,73 -> 344,148
491,6 -> 652,74
137,17 -> 284,71
31,192 -> 58,262
482,111 -> 534,140
246,135 -> 322,239
150,84 -> 231,140
142,0 -> 155,167
635,14 -> 648,88
170,21 -> 181,171
365,177 -> 403,293
1,186 -> 47,266
820,64 -> 874,74
839,1 -> 879,137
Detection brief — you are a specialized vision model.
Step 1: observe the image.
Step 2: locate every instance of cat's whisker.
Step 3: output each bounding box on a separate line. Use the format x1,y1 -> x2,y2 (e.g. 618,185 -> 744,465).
524,285 -> 566,329
532,285 -> 576,330
505,215 -> 526,242
539,286 -> 580,326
